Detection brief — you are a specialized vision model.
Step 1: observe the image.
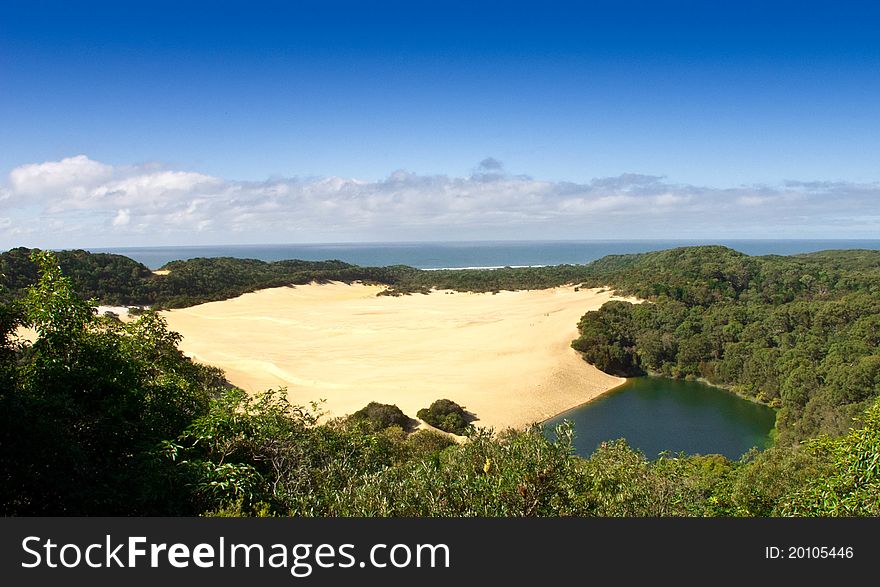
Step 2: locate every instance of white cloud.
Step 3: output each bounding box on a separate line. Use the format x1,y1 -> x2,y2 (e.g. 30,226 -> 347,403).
47,170 -> 221,213
112,209 -> 131,227
655,193 -> 691,206
737,195 -> 770,206
9,155 -> 112,196
3,155 -> 880,247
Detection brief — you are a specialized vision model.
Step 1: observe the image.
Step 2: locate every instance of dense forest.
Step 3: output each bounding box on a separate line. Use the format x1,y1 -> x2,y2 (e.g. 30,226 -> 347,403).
570,246 -> 880,445
0,247 -> 156,305
1,249 -> 878,516
0,247 -> 416,308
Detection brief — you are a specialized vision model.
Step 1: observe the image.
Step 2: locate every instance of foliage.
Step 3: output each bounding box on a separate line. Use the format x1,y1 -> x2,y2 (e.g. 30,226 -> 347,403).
0,251 -> 220,514
417,399 -> 471,434
570,246 -> 880,443
0,247 -> 155,305
349,402 -> 411,432
2,248 -> 598,308
571,301 -> 642,376
377,264 -> 604,296
330,424 -> 582,516
0,248 -> 413,308
728,447 -> 826,516
148,257 -> 407,308
173,397 -> 879,517
172,389 -> 403,515
3,247 -> 879,518
779,399 -> 880,516
404,429 -> 457,458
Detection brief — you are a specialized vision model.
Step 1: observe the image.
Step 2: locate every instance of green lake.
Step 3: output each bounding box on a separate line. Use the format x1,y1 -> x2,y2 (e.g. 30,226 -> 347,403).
544,377 -> 777,460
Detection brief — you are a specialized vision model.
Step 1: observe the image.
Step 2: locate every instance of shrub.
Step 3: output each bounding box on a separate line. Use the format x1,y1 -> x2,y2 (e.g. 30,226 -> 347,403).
349,402 -> 410,431
417,399 -> 470,434
406,429 -> 457,457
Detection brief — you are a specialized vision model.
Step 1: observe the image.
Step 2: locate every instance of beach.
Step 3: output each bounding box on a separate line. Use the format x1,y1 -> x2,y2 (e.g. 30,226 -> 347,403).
160,283 -> 637,430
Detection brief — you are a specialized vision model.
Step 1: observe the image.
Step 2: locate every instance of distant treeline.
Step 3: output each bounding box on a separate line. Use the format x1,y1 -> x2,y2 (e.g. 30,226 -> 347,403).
0,247 -> 414,308
0,247 -> 618,308
0,247 -> 624,308
569,245 -> 880,445
0,247 -> 156,306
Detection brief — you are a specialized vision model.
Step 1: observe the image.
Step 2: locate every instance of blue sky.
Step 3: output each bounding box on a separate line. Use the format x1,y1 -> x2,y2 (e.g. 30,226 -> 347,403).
2,1 -> 880,246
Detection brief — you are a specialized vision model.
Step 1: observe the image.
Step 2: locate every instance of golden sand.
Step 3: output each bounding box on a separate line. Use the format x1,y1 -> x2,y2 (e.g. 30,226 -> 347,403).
161,283 -> 636,430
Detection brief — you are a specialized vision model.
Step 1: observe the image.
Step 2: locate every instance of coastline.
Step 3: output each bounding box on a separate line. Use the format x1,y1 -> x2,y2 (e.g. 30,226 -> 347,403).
539,377 -> 630,427
160,282 -> 638,430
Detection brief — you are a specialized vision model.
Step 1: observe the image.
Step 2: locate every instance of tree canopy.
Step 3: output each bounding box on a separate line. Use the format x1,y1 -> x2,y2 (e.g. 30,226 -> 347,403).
570,246 -> 880,444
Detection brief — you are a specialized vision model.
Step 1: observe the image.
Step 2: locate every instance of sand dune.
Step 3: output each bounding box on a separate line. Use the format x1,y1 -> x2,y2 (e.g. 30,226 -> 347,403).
161,283 -> 636,430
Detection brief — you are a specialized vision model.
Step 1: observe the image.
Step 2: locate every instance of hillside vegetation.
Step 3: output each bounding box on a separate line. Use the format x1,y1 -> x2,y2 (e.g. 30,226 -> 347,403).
570,246 -> 880,445
0,247 -> 413,308
1,249 -> 878,517
0,247 -> 156,305
1,247 -> 611,307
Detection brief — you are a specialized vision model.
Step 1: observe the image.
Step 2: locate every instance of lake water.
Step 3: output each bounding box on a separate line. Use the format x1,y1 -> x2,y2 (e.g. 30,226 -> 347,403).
544,377 -> 777,460
91,239 -> 880,270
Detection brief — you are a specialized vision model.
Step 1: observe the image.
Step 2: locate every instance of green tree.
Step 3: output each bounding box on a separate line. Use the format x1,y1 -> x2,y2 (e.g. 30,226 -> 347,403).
0,251 -> 217,514
780,398 -> 880,516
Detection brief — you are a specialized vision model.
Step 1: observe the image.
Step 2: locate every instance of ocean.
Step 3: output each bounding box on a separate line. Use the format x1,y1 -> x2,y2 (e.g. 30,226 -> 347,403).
90,239 -> 880,270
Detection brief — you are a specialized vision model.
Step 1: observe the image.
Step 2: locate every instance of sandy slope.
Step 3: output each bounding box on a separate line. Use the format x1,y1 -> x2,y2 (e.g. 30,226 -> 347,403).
161,283 -> 637,430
